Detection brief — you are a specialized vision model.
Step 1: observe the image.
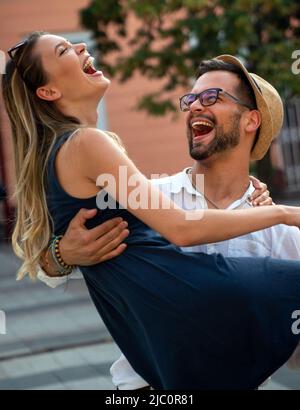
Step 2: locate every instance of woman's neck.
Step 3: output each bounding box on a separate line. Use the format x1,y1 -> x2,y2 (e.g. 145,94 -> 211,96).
56,99 -> 99,128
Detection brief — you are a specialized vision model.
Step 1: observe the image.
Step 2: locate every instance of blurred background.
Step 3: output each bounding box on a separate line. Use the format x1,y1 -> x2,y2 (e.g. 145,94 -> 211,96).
0,0 -> 300,390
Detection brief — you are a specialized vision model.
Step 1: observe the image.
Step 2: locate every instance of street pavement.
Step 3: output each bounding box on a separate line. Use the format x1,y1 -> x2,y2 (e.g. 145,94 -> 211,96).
0,243 -> 299,390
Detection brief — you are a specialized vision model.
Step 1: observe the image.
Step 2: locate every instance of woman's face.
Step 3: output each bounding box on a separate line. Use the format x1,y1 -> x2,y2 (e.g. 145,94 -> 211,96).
34,34 -> 110,103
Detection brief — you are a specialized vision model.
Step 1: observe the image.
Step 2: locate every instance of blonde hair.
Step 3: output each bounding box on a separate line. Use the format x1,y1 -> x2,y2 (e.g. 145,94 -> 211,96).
2,31 -> 125,280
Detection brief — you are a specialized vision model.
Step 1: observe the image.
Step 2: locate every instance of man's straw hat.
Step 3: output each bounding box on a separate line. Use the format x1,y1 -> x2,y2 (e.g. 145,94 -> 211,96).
215,55 -> 284,160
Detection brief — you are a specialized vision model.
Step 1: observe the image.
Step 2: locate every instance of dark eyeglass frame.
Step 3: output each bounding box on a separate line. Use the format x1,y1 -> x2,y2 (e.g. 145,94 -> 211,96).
179,87 -> 254,112
7,40 -> 34,88
8,41 -> 28,61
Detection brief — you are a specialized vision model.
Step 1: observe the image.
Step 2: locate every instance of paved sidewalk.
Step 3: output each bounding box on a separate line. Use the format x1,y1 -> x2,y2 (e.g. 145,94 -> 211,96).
0,244 -> 299,390
0,243 -> 118,390
0,342 -> 120,390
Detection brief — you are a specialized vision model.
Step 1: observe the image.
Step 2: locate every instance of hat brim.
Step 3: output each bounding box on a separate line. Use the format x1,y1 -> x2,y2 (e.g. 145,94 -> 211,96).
215,55 -> 274,161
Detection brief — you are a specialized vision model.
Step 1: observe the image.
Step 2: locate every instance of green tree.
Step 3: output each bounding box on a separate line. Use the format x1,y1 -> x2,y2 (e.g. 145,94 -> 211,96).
80,0 -> 300,195
81,0 -> 300,114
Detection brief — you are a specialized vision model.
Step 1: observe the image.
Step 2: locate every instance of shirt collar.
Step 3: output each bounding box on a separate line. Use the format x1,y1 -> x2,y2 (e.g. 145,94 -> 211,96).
168,168 -> 256,209
227,182 -> 255,210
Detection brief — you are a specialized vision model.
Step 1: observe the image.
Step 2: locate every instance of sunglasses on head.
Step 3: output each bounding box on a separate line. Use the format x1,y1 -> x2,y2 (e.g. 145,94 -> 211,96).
7,40 -> 35,88
179,87 -> 254,112
8,41 -> 28,62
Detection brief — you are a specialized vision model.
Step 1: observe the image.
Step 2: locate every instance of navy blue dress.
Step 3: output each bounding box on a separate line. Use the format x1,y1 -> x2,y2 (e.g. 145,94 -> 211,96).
46,132 -> 300,390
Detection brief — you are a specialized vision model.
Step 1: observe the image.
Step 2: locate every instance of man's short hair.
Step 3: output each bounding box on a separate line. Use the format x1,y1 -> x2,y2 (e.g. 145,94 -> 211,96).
197,59 -> 257,111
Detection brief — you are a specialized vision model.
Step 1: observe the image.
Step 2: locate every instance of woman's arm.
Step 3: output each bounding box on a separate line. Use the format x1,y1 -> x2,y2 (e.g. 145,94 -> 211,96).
60,129 -> 295,247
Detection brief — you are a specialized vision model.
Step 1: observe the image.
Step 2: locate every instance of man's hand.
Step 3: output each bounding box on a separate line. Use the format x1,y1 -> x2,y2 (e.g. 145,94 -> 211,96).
249,176 -> 273,207
59,209 -> 129,266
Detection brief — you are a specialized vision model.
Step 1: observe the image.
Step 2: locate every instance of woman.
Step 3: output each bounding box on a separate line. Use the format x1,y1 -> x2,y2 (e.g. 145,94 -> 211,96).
2,31 -> 300,390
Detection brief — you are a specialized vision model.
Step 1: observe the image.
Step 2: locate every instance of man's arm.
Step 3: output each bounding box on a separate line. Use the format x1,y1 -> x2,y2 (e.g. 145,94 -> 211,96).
38,208 -> 129,287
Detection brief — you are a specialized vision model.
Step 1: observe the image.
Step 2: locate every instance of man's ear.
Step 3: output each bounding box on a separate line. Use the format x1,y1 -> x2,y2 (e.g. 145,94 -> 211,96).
36,86 -> 61,102
245,110 -> 261,133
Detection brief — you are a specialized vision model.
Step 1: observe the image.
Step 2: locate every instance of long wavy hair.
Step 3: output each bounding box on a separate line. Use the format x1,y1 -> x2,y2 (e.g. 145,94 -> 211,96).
2,31 -> 124,280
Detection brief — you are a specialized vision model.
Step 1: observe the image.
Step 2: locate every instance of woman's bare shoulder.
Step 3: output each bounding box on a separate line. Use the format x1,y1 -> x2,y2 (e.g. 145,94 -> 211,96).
64,128 -> 114,158
71,127 -> 109,145
64,127 -> 128,182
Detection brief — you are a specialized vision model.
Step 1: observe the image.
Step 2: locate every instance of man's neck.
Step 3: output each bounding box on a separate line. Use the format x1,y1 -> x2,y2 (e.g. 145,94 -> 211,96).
190,152 -> 251,209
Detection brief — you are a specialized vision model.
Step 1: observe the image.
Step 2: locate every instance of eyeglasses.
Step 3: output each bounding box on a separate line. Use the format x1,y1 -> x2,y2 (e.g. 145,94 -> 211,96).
8,41 -> 28,62
7,41 -> 33,87
179,88 -> 254,112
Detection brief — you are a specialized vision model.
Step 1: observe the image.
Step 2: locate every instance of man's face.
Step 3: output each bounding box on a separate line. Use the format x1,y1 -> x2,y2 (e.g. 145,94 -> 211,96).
186,71 -> 245,161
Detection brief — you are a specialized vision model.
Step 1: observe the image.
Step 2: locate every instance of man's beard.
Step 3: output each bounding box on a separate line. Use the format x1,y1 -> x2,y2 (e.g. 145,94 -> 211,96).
188,112 -> 242,161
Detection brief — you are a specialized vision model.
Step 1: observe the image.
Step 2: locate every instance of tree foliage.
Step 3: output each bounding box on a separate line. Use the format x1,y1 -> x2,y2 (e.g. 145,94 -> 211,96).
81,0 -> 300,115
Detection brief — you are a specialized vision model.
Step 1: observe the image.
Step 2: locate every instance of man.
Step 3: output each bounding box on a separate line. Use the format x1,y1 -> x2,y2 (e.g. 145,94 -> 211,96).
38,55 -> 300,389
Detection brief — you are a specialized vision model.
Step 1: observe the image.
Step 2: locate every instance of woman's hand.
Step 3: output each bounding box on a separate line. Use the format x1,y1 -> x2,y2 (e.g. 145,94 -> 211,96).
249,176 -> 273,207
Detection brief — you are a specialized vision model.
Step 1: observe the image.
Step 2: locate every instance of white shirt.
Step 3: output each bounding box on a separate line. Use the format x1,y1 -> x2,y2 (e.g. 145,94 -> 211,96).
38,168 -> 300,389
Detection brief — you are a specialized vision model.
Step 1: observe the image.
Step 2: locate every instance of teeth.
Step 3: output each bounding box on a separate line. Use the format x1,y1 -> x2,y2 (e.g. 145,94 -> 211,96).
192,121 -> 213,129
83,57 -> 95,72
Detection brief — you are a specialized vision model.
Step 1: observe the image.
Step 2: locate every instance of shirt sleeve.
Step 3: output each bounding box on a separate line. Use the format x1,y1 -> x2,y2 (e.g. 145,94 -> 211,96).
270,225 -> 300,260
37,266 -> 83,288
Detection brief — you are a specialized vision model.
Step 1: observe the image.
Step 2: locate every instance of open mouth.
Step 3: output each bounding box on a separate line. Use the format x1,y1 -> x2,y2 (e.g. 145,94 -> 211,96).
191,121 -> 214,139
83,56 -> 98,75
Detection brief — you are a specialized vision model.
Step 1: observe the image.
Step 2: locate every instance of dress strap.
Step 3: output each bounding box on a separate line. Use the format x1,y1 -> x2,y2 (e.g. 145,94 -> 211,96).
46,130 -> 79,182
47,128 -> 119,175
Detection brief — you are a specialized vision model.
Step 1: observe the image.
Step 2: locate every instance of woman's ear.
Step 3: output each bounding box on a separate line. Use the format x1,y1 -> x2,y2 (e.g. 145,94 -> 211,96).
245,110 -> 261,134
36,86 -> 61,102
